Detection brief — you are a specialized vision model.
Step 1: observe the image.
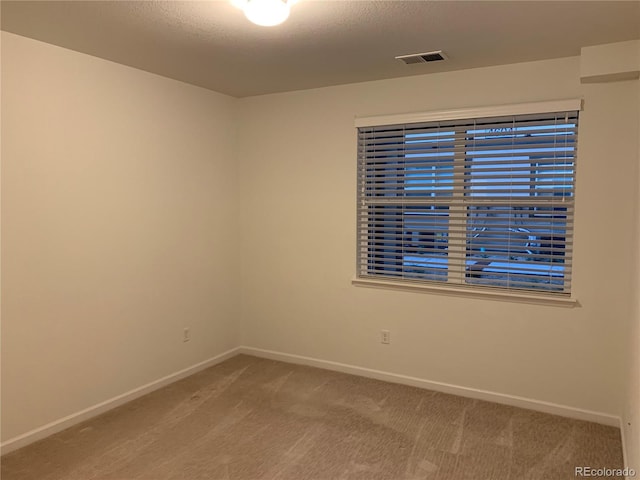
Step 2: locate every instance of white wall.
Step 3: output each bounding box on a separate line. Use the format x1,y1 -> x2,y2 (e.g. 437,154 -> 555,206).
238,57 -> 639,417
1,32 -> 240,442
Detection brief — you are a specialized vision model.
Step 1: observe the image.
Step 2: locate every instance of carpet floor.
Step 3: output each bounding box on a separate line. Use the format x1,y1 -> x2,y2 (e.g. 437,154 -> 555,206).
1,354 -> 624,480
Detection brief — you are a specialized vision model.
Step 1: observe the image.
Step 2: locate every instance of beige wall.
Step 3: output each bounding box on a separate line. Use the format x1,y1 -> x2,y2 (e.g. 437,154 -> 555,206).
1,32 -> 240,441
3,31 -> 640,454
238,57 -> 639,417
622,78 -> 640,472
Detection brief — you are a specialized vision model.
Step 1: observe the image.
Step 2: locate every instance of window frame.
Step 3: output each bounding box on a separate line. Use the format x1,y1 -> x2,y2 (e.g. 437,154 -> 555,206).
353,99 -> 582,306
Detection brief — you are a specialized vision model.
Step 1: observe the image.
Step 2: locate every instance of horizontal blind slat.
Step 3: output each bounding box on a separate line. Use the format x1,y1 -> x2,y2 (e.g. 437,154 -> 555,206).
357,109 -> 578,294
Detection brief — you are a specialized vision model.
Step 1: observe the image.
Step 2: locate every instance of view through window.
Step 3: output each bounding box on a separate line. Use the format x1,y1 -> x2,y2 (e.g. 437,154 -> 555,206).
356,110 -> 579,294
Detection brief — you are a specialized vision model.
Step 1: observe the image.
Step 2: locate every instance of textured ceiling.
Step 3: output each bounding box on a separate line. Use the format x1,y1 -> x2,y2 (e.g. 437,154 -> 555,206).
2,1 -> 639,98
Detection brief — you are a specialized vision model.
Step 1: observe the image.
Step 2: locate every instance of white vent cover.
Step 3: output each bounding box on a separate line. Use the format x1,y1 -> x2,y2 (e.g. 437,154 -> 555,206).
395,50 -> 448,65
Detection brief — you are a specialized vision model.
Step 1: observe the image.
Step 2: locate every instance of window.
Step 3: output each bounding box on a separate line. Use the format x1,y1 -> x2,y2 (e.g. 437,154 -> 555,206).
356,102 -> 579,296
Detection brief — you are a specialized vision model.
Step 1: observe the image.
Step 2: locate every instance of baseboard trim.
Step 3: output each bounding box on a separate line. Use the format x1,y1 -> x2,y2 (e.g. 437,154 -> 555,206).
0,346 -> 242,456
620,417 -> 631,478
2,345 -> 621,456
239,346 -> 620,427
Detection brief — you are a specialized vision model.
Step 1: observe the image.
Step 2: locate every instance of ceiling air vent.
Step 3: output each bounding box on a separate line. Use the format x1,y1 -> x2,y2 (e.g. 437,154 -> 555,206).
395,50 -> 447,65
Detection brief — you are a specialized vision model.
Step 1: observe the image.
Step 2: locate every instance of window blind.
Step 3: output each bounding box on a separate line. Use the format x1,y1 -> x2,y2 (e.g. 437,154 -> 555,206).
356,110 -> 578,294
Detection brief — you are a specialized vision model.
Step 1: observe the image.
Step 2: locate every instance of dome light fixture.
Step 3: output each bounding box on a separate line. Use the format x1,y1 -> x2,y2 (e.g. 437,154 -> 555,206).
231,0 -> 297,27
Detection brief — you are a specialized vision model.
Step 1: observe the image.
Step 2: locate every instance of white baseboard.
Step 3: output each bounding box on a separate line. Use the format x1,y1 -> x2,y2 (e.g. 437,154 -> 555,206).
2,345 -> 622,457
0,346 -> 241,456
620,417 -> 631,479
239,346 -> 621,427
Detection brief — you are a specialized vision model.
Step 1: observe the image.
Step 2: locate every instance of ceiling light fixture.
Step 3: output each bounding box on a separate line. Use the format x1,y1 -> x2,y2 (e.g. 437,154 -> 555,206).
231,0 -> 297,27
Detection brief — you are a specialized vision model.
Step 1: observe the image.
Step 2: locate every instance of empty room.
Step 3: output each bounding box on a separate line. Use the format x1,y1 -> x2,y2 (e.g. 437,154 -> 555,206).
1,1 -> 639,479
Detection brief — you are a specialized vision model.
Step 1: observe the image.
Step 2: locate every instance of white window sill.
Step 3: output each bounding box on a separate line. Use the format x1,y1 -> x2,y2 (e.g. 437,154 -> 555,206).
352,277 -> 578,307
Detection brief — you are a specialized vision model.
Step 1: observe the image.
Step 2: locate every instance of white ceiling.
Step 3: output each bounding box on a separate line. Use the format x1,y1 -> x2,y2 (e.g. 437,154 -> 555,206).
2,1 -> 639,98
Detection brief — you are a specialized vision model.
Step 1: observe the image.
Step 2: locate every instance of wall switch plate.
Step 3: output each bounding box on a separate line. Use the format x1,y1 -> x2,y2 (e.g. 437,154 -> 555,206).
183,328 -> 190,342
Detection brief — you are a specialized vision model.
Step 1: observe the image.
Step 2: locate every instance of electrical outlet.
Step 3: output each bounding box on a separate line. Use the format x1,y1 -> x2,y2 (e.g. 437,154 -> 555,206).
381,330 -> 390,344
183,328 -> 190,343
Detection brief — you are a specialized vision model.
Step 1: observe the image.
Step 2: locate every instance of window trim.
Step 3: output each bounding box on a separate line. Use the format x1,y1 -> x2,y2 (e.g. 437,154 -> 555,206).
354,98 -> 583,128
354,99 -> 583,303
351,277 -> 578,307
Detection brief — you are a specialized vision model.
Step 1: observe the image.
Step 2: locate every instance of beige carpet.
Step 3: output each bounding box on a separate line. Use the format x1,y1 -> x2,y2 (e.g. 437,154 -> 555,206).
1,355 -> 624,480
